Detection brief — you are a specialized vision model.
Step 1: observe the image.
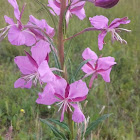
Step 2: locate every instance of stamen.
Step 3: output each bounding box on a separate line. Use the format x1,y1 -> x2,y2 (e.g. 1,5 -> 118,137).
116,28 -> 131,32
114,32 -> 127,44
57,101 -> 64,112
67,103 -> 72,112
22,72 -> 40,86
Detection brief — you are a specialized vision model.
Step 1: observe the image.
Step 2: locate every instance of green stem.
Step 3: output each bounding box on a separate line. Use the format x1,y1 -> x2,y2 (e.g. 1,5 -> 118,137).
67,109 -> 74,140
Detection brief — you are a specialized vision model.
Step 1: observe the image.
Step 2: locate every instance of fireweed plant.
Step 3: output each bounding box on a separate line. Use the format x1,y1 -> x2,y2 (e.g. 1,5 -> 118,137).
0,0 -> 131,139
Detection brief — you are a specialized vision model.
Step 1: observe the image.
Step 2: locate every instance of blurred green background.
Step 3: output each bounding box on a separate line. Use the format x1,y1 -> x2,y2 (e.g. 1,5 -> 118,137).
0,0 -> 140,139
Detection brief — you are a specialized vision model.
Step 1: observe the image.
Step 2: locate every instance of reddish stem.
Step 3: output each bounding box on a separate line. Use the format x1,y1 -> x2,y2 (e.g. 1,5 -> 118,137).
58,0 -> 66,70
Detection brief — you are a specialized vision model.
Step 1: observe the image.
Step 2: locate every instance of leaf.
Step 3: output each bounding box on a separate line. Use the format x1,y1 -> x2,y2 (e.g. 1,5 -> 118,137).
64,39 -> 73,64
71,59 -> 92,82
36,7 -> 44,14
40,119 -> 67,140
85,114 -> 113,136
50,45 -> 61,70
41,31 -> 61,70
68,58 -> 75,83
47,119 -> 70,133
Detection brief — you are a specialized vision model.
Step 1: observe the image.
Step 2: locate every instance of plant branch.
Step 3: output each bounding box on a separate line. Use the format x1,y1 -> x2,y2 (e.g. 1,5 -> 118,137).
64,27 -> 99,42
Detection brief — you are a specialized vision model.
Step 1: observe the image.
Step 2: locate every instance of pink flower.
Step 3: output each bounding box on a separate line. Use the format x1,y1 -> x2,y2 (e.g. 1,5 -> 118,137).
82,48 -> 116,88
89,15 -> 131,50
36,78 -> 89,123
48,0 -> 86,25
1,0 -> 36,46
14,40 -> 56,89
27,15 -> 55,41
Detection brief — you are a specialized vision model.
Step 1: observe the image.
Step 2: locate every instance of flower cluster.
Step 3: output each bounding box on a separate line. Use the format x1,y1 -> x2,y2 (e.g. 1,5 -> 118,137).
0,0 -> 130,126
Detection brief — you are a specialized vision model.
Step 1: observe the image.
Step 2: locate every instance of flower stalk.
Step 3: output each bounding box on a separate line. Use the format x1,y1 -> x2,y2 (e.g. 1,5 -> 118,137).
57,0 -> 74,139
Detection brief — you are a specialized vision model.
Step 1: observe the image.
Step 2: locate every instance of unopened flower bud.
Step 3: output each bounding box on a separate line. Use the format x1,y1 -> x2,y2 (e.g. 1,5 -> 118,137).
94,0 -> 119,8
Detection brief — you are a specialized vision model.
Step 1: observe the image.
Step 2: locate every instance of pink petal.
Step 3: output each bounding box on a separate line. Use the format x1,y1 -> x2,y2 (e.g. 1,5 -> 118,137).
71,104 -> 85,123
71,96 -> 87,102
50,77 -> 67,99
71,0 -> 85,7
43,20 -> 55,38
71,7 -> 86,20
8,25 -> 25,46
89,15 -> 109,29
29,15 -> 45,29
69,80 -> 88,100
14,56 -> 37,75
82,47 -> 98,67
82,64 -> 93,74
8,0 -> 20,20
98,31 -> 107,50
8,0 -> 18,9
4,15 -> 15,25
97,57 -> 116,70
36,83 -> 58,105
38,61 -> 56,83
14,78 -> 32,89
31,40 -> 51,65
29,15 -> 55,38
14,8 -> 20,20
24,51 -> 38,68
48,0 -> 60,15
23,30 -> 36,46
89,73 -> 97,89
98,68 -> 112,82
109,17 -> 130,29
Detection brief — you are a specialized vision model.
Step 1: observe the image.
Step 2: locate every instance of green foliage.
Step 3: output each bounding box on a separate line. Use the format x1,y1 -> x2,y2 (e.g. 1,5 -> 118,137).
85,114 -> 112,136
47,119 -> 70,133
40,119 -> 67,140
71,59 -> 92,82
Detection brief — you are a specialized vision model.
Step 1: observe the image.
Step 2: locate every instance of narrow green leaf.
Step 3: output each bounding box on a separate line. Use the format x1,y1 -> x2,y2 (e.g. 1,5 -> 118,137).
47,119 -> 70,133
71,59 -> 92,82
41,31 -> 61,70
64,39 -> 73,64
68,58 -> 75,83
40,119 -> 67,140
50,45 -> 61,70
85,114 -> 113,136
36,7 -> 44,14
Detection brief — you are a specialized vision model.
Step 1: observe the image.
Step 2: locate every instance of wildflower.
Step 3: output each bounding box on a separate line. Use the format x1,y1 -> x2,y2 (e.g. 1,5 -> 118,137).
0,0 -> 36,46
27,15 -> 55,41
14,40 -> 57,89
82,48 -> 116,88
89,15 -> 131,50
48,0 -> 86,25
36,78 -> 89,123
20,109 -> 25,113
